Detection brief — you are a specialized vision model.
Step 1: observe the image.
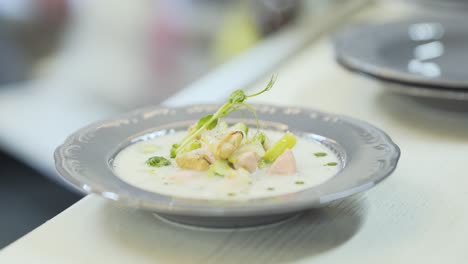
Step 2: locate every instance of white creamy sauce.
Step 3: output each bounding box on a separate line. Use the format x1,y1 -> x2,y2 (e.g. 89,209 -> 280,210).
113,130 -> 339,200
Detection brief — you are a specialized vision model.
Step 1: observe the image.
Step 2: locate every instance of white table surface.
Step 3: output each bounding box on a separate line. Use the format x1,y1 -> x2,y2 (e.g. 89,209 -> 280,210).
3,2 -> 468,263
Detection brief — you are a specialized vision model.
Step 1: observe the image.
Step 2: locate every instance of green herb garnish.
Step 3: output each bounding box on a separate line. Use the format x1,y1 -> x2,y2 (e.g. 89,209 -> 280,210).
146,156 -> 171,167
325,162 -> 338,166
196,114 -> 218,130
250,131 -> 269,150
314,152 -> 327,158
170,76 -> 276,158
228,192 -> 236,197
257,159 -> 267,169
295,181 -> 305,185
183,140 -> 202,153
267,187 -> 275,191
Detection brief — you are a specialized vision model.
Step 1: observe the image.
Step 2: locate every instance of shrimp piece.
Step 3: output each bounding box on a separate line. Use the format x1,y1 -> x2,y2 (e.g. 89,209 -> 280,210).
267,149 -> 297,175
234,152 -> 260,173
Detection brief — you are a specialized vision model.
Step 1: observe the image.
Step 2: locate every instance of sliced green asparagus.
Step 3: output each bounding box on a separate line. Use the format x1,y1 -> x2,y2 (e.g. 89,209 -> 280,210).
263,132 -> 297,163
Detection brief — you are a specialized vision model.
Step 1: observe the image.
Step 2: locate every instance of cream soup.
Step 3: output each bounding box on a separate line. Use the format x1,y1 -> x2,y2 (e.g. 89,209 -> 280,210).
113,130 -> 339,200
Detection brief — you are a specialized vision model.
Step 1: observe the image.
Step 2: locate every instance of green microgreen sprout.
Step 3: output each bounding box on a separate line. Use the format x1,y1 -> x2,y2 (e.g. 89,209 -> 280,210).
170,75 -> 276,158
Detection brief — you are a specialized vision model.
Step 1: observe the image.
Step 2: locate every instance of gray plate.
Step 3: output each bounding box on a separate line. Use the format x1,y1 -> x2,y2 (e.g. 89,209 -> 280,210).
407,0 -> 468,11
383,81 -> 468,101
54,105 -> 400,228
334,17 -> 468,91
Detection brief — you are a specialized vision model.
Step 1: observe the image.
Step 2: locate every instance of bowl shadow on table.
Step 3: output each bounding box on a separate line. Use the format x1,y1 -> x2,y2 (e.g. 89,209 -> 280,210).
102,195 -> 367,264
377,91 -> 468,141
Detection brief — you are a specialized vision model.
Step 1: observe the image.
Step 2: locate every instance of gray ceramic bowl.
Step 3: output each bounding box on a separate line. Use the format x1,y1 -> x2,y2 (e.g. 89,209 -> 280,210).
54,105 -> 400,228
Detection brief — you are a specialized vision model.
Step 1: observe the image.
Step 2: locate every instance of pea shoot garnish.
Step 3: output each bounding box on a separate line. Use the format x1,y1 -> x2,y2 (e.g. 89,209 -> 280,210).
170,76 -> 276,158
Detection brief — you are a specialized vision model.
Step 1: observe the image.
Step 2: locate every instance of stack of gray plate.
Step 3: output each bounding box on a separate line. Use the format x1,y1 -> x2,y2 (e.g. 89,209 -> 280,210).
333,17 -> 468,102
407,0 -> 468,12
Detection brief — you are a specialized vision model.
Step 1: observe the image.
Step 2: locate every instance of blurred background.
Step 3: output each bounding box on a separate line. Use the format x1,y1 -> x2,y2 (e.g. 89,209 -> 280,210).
0,0 -> 463,248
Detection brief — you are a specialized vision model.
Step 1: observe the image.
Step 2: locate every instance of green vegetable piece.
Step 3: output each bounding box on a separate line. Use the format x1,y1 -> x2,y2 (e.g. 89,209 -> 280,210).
252,132 -> 270,150
257,159 -> 267,169
263,132 -> 297,163
253,132 -> 266,144
314,152 -> 327,158
295,181 -> 305,185
325,162 -> 338,166
207,160 -> 232,177
227,192 -> 236,197
267,187 -> 275,191
197,114 -> 218,130
146,156 -> 171,167
183,140 -> 202,153
169,75 -> 276,158
231,122 -> 248,135
170,144 -> 179,158
229,90 -> 247,104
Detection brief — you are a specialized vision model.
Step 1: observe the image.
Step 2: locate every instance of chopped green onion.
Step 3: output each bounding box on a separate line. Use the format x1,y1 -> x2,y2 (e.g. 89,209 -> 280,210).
314,152 -> 327,158
267,187 -> 275,191
325,162 -> 338,166
295,181 -> 304,185
146,156 -> 171,167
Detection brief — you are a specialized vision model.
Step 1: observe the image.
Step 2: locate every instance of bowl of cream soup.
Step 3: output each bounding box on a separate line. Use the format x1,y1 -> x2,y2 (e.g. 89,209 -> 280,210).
54,103 -> 399,228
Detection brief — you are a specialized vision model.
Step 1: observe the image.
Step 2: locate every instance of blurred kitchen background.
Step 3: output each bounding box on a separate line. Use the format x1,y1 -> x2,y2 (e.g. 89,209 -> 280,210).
0,0 -> 461,248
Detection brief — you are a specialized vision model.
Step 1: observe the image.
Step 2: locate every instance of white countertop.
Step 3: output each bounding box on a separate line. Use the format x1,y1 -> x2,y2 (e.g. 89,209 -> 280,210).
3,2 -> 468,263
